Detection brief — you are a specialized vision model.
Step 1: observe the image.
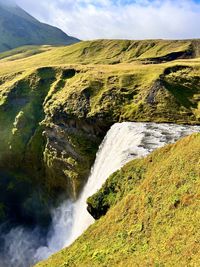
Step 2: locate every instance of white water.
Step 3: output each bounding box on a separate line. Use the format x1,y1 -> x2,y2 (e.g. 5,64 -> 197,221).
1,122 -> 200,267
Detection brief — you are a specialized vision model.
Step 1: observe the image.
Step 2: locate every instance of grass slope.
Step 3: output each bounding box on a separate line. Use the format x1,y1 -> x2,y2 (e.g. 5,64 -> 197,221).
2,50 -> 200,124
1,39 -> 200,75
36,133 -> 200,267
0,45 -> 54,60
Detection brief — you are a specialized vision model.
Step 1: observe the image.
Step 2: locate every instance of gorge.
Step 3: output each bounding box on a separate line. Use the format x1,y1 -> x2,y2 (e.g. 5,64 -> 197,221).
0,38 -> 200,267
0,122 -> 200,267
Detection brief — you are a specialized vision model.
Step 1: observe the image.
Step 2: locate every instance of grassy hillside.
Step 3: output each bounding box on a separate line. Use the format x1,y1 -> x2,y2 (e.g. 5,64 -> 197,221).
0,39 -> 200,230
35,133 -> 200,267
1,39 -> 200,75
0,45 -> 54,60
0,3 -> 79,52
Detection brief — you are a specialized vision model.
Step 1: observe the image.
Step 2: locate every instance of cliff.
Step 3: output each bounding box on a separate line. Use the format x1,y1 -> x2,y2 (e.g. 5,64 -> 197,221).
0,39 -> 200,226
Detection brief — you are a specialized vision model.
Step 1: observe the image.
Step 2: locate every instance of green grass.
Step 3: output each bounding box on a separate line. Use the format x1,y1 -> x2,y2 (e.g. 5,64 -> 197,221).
0,45 -> 54,60
0,39 -> 200,229
0,39 -> 200,76
35,133 -> 200,267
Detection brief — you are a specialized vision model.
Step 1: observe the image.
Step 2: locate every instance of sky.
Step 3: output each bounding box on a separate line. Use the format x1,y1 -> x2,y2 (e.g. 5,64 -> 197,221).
14,0 -> 200,40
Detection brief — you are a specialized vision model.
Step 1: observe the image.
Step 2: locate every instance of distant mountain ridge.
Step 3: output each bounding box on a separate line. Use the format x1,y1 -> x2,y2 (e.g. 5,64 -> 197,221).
0,2 -> 79,52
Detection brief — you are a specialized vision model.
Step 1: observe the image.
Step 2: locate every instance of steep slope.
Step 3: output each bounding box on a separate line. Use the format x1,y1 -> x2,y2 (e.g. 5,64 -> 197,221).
0,2 -> 79,52
35,133 -> 200,267
0,38 -> 200,226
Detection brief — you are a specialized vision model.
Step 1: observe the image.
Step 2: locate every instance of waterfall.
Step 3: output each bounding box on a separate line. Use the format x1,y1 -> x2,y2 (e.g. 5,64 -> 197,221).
0,122 -> 200,267
63,122 -> 200,246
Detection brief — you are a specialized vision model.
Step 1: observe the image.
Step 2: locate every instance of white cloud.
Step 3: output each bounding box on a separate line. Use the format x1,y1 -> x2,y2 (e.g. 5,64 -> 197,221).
15,0 -> 200,40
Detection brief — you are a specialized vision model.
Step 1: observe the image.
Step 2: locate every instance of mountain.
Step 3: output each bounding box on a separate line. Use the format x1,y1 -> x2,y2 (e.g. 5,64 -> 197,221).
0,2 -> 79,52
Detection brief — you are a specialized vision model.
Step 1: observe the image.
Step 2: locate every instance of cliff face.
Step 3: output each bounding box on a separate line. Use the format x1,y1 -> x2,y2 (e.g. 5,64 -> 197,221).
35,133 -> 200,267
0,40 -> 200,226
0,67 -> 104,225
